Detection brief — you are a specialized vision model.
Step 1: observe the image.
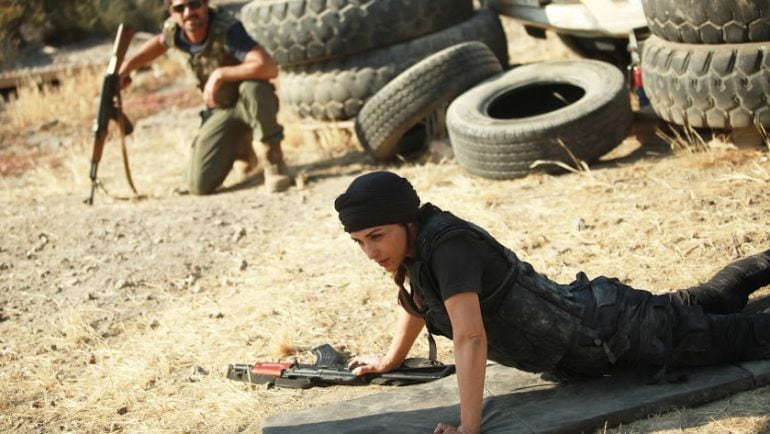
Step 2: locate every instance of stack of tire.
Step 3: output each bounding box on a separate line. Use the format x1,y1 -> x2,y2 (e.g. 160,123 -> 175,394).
431,2 -> 636,180
240,0 -> 510,159
445,58 -> 634,179
640,0 -> 770,130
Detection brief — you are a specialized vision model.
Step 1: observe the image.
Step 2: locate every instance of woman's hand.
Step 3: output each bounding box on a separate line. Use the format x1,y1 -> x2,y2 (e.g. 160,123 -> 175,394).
433,422 -> 479,434
347,311 -> 424,376
347,354 -> 395,375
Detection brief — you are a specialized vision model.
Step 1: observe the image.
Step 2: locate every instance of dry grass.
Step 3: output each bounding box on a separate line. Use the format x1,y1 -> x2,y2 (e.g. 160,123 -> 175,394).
5,66 -> 103,131
0,53 -> 203,201
2,15 -> 770,434
2,54 -> 192,130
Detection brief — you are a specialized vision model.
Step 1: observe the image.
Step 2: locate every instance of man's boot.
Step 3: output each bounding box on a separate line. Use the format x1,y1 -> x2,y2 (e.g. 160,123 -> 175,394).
258,139 -> 292,193
234,138 -> 261,178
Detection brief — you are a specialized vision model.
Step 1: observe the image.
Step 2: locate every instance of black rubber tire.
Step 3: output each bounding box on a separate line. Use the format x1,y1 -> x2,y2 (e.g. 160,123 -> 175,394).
641,0 -> 770,44
446,59 -> 632,180
385,107 -> 447,162
241,0 -> 474,67
355,42 -> 503,161
278,10 -> 509,121
641,35 -> 770,129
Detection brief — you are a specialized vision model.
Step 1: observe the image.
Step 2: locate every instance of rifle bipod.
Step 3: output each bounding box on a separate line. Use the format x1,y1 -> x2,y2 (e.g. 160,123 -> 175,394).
84,119 -> 144,205
85,179 -> 146,205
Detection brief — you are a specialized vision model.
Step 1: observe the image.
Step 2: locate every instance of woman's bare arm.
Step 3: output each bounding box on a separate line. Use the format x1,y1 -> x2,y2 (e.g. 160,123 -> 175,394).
441,291 -> 486,434
349,310 -> 425,374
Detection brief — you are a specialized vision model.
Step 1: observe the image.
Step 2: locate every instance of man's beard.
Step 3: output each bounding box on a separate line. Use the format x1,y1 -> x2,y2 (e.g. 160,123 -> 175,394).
183,15 -> 206,33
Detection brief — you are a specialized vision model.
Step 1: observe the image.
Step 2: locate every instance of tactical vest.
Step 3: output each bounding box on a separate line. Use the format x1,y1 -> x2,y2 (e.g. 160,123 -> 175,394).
162,7 -> 241,107
409,204 -> 592,373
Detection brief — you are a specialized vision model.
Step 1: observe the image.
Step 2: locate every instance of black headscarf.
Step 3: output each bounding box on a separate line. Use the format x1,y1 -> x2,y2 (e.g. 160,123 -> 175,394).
334,171 -> 420,232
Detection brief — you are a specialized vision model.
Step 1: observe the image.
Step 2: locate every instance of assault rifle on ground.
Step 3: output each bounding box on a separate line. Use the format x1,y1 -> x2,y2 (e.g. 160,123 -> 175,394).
85,23 -> 138,205
226,344 -> 455,389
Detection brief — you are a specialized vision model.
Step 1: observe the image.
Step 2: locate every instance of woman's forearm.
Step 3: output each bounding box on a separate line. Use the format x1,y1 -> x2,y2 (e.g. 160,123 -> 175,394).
453,331 -> 486,433
444,291 -> 487,433
348,310 -> 424,376
384,310 -> 425,368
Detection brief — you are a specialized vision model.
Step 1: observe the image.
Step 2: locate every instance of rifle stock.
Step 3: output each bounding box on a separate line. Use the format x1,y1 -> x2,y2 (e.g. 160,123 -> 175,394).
86,23 -> 136,205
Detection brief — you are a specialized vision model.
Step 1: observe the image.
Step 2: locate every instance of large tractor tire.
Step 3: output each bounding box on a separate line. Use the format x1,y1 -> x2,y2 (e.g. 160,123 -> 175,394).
278,10 -> 508,121
241,0 -> 474,66
355,42 -> 503,161
641,35 -> 770,129
641,0 -> 770,44
447,59 -> 632,180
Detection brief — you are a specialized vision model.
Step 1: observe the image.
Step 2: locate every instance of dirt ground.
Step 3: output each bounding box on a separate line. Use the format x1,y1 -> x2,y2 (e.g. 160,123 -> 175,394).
2,9 -> 770,434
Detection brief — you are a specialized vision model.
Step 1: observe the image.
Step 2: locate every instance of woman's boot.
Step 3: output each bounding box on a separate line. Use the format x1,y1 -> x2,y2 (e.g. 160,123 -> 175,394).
673,250 -> 770,314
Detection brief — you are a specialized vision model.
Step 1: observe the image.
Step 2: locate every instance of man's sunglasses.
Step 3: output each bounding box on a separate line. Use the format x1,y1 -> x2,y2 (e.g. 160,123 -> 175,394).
171,0 -> 203,13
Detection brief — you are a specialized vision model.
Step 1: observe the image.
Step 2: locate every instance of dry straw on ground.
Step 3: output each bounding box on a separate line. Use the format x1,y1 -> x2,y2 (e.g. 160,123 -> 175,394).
2,15 -> 770,434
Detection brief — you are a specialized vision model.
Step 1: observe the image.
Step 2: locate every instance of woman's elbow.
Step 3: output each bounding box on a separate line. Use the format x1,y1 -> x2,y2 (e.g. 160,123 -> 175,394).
454,328 -> 486,345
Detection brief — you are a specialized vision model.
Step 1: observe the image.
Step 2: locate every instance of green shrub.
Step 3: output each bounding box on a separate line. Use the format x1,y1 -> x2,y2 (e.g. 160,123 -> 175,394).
1,0 -> 167,67
42,0 -> 167,44
0,1 -> 45,66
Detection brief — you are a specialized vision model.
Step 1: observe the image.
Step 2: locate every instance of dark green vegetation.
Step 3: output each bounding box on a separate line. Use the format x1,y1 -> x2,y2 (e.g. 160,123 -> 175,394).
1,0 -> 166,67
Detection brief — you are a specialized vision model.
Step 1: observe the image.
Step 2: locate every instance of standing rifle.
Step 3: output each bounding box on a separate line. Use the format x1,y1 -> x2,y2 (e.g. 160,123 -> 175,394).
85,23 -> 138,205
227,344 -> 456,389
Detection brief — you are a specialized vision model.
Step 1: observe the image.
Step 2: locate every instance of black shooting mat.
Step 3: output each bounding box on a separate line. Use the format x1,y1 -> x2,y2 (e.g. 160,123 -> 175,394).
261,359 -> 770,433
